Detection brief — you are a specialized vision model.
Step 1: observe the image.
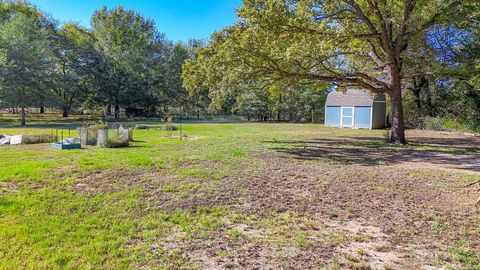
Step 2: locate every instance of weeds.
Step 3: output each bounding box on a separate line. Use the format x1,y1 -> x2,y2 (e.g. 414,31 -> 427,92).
22,134 -> 56,144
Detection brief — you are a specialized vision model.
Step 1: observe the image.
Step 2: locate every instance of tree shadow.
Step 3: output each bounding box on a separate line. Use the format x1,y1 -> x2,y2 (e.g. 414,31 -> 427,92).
266,135 -> 480,172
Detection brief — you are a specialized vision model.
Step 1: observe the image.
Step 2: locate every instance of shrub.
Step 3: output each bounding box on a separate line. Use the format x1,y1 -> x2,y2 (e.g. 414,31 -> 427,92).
442,119 -> 465,132
107,138 -> 129,148
422,116 -> 445,131
403,91 -> 425,129
88,123 -> 108,131
163,125 -> 178,131
421,116 -> 468,132
106,127 -> 130,148
22,134 -> 56,144
134,124 -> 150,130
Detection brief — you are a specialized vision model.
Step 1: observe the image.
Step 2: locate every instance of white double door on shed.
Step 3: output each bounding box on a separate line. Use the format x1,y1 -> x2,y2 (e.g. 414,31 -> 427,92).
325,106 -> 372,128
340,107 -> 354,126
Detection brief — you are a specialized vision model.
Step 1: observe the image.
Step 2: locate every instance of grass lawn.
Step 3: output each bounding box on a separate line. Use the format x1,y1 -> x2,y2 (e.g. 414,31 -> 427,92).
0,116 -> 479,269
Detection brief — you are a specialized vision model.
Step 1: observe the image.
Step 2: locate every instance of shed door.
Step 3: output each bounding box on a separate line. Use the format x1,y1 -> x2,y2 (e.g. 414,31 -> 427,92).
354,106 -> 372,128
326,106 -> 341,126
341,107 -> 354,126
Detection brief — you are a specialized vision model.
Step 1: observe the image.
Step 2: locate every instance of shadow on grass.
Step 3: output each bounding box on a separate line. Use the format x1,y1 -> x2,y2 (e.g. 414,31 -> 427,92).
267,136 -> 480,172
0,123 -> 85,130
0,118 -> 18,126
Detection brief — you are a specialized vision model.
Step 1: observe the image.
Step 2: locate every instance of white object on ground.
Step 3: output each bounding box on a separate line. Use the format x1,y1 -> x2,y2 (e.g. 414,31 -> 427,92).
62,138 -> 79,144
9,135 -> 22,145
0,135 -> 10,145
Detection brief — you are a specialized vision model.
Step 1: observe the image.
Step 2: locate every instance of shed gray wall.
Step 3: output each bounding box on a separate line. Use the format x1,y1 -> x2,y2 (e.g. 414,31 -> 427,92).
374,93 -> 386,102
372,101 -> 386,129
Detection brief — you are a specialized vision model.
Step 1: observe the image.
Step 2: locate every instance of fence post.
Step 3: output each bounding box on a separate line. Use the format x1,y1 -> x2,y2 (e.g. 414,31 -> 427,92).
97,129 -> 108,148
78,128 -> 87,148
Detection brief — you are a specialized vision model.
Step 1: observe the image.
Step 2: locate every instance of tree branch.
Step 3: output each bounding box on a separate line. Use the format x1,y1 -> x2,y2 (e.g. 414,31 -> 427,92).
367,40 -> 387,67
395,0 -> 416,57
343,0 -> 386,55
405,0 -> 461,39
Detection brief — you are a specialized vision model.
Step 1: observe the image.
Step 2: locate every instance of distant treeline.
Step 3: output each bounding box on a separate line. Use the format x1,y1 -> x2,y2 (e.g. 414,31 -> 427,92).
3,1 -> 478,131
0,1 -> 210,126
0,1 -> 330,126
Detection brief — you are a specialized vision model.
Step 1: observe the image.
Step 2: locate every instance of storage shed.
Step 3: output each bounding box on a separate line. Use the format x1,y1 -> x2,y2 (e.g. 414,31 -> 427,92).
325,88 -> 386,129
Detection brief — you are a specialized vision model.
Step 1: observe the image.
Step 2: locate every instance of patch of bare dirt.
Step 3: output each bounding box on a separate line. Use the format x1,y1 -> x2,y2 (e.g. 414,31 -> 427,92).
53,165 -> 79,174
247,152 -> 478,243
70,169 -> 173,195
181,132 -> 480,268
187,226 -> 335,269
0,181 -> 19,196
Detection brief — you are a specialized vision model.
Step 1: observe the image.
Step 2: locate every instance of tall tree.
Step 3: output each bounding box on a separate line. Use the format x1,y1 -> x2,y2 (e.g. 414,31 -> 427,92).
50,23 -> 94,117
0,8 -> 52,127
164,43 -> 191,110
161,42 -> 211,117
184,0 -> 465,144
91,6 -> 167,120
401,1 -> 479,129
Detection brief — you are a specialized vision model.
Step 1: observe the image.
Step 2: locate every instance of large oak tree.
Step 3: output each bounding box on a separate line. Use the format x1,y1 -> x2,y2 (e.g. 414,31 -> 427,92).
183,0 -> 466,144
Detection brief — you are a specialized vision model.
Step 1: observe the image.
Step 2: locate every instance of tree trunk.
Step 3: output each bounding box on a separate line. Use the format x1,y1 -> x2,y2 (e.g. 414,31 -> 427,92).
114,105 -> 120,121
390,91 -> 407,144
106,105 -> 112,116
62,107 -> 69,118
40,106 -> 45,114
412,76 -> 425,110
21,107 -> 26,127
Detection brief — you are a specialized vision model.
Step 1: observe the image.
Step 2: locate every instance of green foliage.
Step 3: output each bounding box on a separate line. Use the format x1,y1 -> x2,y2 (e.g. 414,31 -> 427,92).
450,246 -> 480,270
49,23 -> 94,117
227,229 -> 247,240
90,6 -> 165,116
402,1 -> 480,132
419,116 -> 469,132
183,0 -> 468,142
0,5 -> 52,125
0,2 -> 209,121
0,188 -> 143,268
422,116 -> 445,131
233,90 -> 270,121
294,233 -> 314,248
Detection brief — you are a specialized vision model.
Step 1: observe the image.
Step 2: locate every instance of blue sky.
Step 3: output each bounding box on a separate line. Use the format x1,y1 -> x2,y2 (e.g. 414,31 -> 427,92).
30,0 -> 242,42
